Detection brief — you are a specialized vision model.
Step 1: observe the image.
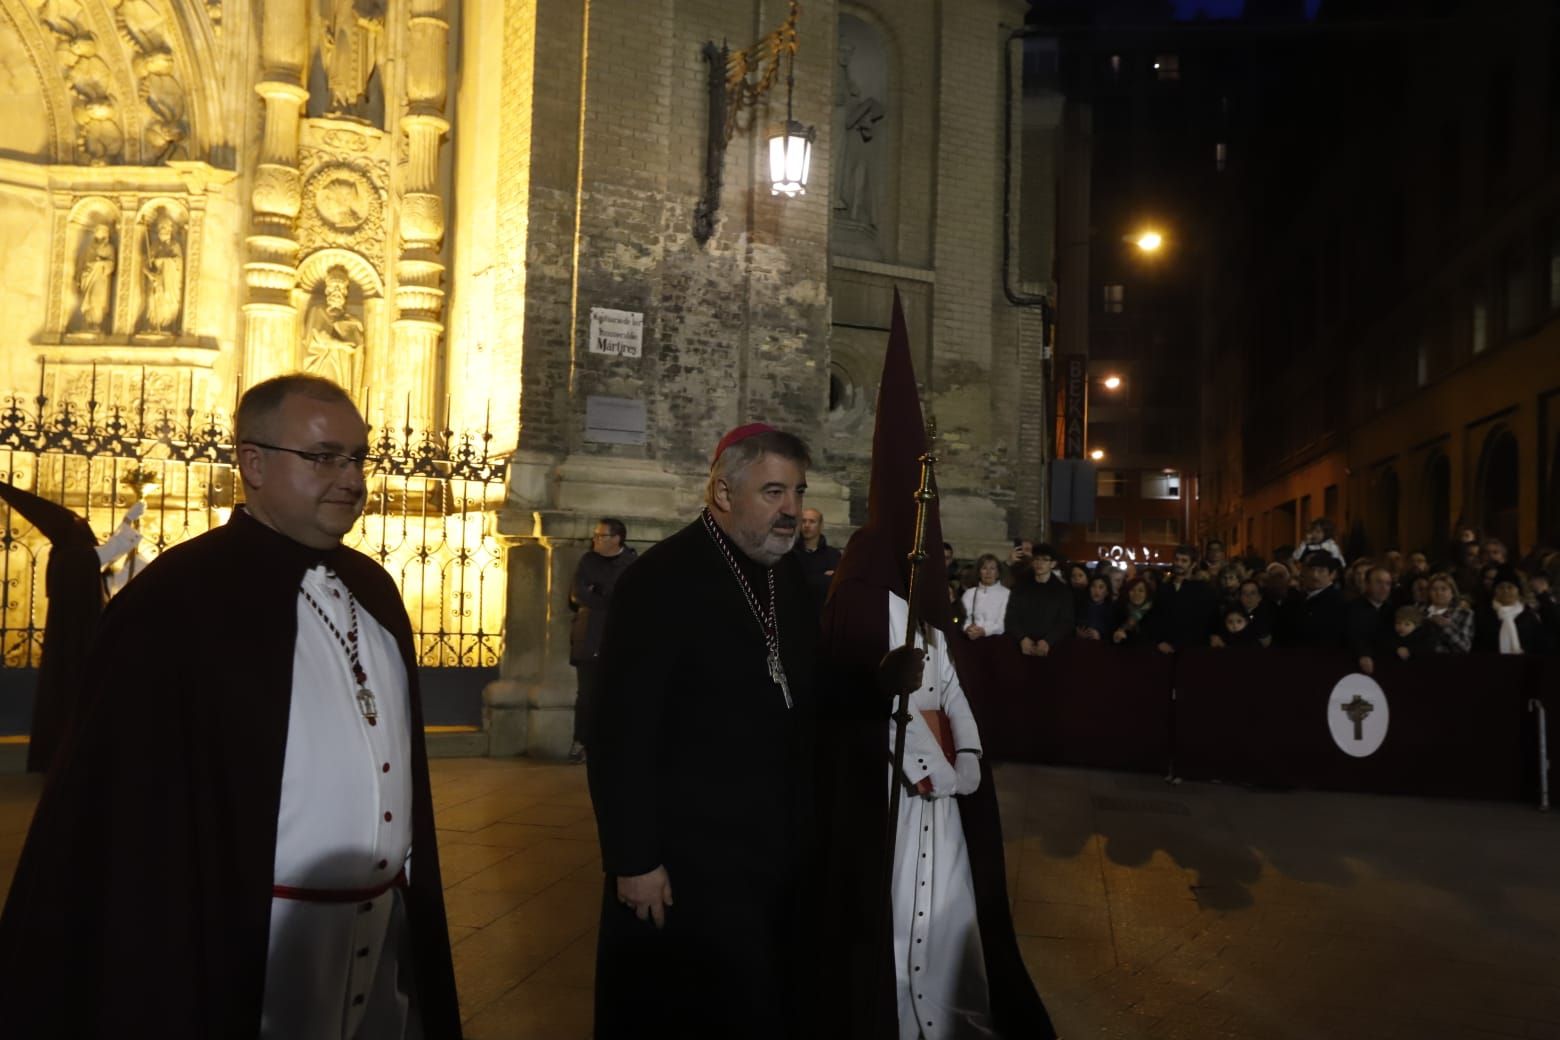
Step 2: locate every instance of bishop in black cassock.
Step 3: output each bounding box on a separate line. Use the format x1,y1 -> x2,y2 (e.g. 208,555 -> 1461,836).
588,424 -> 818,1039
0,376 -> 460,1038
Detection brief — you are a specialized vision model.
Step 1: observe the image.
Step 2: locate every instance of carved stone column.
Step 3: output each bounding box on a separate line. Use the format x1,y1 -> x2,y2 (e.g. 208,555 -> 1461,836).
389,0 -> 450,430
243,0 -> 310,390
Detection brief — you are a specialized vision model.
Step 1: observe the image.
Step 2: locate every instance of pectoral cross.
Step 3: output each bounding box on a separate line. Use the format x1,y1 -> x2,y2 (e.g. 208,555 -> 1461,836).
1340,694 -> 1373,741
767,651 -> 793,710
356,686 -> 379,726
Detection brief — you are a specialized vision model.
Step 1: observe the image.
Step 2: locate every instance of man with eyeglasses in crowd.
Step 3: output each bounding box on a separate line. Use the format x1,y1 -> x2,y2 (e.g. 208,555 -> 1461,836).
0,373 -> 461,1038
568,517 -> 637,763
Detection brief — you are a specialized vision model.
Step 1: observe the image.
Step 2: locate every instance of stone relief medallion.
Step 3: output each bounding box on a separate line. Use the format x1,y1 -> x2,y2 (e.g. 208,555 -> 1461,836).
298,159 -> 386,268
309,164 -> 373,231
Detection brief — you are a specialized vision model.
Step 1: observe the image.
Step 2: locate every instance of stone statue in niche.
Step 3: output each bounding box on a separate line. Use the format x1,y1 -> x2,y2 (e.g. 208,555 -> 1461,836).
302,265 -> 364,390
833,41 -> 885,233
140,211 -> 184,335
75,223 -> 116,334
320,0 -> 384,117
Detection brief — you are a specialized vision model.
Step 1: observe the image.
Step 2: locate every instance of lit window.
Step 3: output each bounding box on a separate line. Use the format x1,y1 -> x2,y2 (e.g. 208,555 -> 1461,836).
1215,142 -> 1227,172
1472,301 -> 1488,354
1416,342 -> 1428,387
1141,517 -> 1181,543
1097,470 -> 1125,498
1110,54 -> 1121,78
1154,55 -> 1180,81
1141,471 -> 1181,500
1102,284 -> 1125,314
1088,516 -> 1126,543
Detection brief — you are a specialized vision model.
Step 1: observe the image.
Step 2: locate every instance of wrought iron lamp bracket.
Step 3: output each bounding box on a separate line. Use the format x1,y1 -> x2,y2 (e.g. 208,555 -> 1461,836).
693,1 -> 802,245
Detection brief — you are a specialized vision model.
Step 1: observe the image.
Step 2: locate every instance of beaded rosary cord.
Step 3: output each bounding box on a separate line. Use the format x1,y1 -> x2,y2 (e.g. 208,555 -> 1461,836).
300,580 -> 380,725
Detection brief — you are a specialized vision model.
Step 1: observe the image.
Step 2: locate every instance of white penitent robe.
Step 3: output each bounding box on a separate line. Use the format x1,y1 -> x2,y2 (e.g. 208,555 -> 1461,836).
261,565 -> 414,1040
885,593 -> 995,1040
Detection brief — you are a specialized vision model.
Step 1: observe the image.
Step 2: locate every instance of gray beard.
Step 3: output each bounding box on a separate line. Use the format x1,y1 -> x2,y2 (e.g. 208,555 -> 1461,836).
738,527 -> 797,566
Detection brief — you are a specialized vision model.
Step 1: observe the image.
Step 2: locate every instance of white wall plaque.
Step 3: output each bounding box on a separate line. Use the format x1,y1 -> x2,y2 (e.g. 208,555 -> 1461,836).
588,307 -> 644,358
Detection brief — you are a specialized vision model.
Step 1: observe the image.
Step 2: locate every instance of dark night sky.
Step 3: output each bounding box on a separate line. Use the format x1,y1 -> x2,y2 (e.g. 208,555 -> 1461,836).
1171,0 -> 1322,18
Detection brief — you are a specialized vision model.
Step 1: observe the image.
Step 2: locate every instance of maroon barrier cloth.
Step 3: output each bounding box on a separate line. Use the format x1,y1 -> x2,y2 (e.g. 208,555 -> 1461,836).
1173,648 -> 1540,801
952,636 -> 1173,773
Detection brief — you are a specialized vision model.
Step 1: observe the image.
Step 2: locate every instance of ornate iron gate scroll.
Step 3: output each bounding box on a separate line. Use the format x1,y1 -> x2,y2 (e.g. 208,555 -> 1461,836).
0,385 -> 508,670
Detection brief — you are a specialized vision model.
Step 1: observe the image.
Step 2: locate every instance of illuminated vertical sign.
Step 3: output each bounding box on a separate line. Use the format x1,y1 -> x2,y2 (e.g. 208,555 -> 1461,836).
1058,355 -> 1087,460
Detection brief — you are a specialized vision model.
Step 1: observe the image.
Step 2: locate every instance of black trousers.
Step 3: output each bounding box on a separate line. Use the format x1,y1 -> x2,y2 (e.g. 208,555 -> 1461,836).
573,660 -> 600,746
593,868 -> 797,1039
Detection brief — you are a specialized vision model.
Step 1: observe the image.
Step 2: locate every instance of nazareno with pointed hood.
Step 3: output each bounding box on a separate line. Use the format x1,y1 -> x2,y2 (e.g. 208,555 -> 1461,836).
811,291 -> 1056,1038
0,481 -> 106,774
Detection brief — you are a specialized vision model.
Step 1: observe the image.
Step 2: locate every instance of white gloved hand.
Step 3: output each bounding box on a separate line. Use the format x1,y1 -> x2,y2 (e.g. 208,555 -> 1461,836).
953,751 -> 981,796
125,500 -> 147,523
923,753 -> 958,799
94,519 -> 142,567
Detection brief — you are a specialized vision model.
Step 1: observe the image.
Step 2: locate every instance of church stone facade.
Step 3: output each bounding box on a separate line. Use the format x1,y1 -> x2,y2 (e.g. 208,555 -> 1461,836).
0,0 -> 1046,757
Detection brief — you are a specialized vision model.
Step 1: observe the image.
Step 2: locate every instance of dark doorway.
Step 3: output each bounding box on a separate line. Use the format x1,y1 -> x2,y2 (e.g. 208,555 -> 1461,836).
1547,430 -> 1560,548
1476,427 -> 1520,555
1423,452 -> 1450,556
1374,468 -> 1400,551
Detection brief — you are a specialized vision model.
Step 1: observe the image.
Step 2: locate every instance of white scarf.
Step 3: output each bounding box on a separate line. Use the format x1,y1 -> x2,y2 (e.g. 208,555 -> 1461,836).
1494,602 -> 1525,654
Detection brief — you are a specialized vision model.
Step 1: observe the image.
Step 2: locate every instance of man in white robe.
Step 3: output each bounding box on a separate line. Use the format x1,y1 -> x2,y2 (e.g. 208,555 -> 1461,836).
886,592 -> 994,1040
0,374 -> 460,1038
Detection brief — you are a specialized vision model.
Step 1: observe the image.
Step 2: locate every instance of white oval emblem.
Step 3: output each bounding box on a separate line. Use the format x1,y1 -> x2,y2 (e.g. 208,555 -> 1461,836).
1327,673 -> 1389,757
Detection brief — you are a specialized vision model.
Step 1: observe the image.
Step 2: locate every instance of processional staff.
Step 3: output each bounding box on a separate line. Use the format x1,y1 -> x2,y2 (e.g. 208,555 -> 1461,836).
881,420 -> 939,948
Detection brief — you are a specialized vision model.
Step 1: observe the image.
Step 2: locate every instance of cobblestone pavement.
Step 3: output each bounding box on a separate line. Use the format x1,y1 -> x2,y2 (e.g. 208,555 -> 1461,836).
2,758 -> 1558,1038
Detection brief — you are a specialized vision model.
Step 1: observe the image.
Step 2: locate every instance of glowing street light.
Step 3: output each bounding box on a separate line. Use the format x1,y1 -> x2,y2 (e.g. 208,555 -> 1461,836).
1103,375 -> 1123,391
1089,448 -> 1106,461
1133,229 -> 1163,253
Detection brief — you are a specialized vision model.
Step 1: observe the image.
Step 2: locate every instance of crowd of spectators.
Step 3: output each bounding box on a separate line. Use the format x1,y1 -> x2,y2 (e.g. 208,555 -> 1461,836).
946,518 -> 1560,666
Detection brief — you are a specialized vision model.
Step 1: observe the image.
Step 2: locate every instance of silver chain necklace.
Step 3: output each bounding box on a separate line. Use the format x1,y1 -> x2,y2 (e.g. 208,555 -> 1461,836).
700,508 -> 792,709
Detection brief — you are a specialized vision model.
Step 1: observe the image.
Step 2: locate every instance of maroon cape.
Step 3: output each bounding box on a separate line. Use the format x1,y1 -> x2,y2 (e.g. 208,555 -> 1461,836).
0,508 -> 461,1037
811,573 -> 1056,1040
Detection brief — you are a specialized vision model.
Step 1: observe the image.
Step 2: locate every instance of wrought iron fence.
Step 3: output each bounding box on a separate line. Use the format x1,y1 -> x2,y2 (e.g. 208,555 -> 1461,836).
0,381 -> 509,669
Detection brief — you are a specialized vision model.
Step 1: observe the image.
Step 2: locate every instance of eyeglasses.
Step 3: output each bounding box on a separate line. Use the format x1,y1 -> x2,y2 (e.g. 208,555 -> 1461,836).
244,441 -> 377,476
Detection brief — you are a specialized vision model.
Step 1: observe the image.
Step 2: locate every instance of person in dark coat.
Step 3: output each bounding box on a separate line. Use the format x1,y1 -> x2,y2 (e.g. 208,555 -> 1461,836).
1111,577 -> 1160,647
1214,579 -> 1275,647
588,423 -> 818,1039
1150,545 -> 1219,653
0,484 -> 140,773
791,506 -> 843,615
1344,565 -> 1397,674
1277,550 -> 1348,649
1473,568 -> 1554,654
1215,606 -> 1265,649
568,516 -> 637,759
1077,574 -> 1116,640
1003,543 -> 1074,656
0,374 -> 461,1038
811,291 -> 1055,1040
1389,606 -> 1439,660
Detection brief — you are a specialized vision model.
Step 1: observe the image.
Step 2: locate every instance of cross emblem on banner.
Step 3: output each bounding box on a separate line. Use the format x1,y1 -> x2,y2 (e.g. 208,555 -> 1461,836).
1340,694 -> 1374,741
